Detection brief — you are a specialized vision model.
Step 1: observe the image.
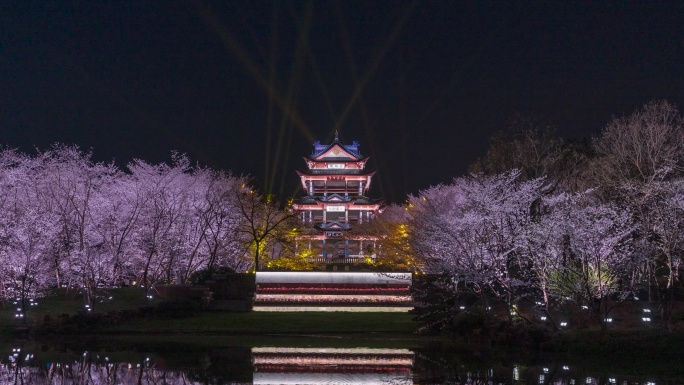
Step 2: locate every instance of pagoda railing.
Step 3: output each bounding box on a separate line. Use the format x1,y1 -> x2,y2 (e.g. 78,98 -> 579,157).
308,256 -> 369,264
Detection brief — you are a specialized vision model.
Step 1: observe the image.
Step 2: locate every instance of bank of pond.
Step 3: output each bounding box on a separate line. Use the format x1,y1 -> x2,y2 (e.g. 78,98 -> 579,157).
3,285 -> 684,383
0,334 -> 683,384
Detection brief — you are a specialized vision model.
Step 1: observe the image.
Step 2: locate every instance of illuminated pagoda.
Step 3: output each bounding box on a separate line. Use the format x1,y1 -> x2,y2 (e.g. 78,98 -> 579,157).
252,133 -> 412,313
292,131 -> 383,263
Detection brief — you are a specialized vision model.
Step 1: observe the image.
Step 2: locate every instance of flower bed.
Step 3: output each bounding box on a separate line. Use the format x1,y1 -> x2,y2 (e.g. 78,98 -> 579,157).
257,283 -> 410,289
257,285 -> 410,295
253,272 -> 414,312
254,364 -> 413,373
254,294 -> 413,305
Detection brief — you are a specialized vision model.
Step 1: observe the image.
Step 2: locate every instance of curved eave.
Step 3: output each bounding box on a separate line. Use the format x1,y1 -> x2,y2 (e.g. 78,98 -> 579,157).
350,201 -> 383,210
308,141 -> 364,161
293,201 -> 383,211
303,155 -> 369,163
296,170 -> 377,179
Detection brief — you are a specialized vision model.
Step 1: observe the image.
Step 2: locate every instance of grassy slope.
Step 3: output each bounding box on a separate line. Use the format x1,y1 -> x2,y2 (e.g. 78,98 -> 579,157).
0,287 -> 419,335
0,287 -> 156,334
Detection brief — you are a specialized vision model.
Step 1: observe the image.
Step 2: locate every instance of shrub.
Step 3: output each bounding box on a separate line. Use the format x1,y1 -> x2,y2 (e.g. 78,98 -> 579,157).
189,266 -> 236,285
154,299 -> 201,319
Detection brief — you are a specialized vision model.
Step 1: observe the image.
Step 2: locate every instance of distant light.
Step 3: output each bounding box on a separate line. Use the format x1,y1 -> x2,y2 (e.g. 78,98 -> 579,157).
604,318 -> 613,323
609,378 -> 616,384
643,309 -> 651,313
563,365 -> 569,370
642,317 -> 651,322
540,316 -> 547,321
543,367 -> 549,373
560,322 -> 568,327
459,306 -> 465,310
581,305 -> 589,310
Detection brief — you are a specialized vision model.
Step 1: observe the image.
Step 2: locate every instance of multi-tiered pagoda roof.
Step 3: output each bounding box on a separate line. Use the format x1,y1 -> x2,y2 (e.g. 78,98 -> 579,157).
293,133 -> 382,232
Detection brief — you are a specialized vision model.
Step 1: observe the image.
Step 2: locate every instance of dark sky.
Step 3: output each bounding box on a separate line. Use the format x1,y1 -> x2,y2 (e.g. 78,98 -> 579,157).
2,1 -> 684,203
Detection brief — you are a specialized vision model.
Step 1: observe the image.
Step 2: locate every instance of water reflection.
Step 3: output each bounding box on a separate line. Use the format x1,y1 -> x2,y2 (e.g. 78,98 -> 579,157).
0,340 -> 676,384
252,347 -> 413,384
1,354 -> 196,384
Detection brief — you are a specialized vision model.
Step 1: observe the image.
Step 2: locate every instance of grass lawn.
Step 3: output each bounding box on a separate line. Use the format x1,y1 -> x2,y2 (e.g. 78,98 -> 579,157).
0,287 -> 158,333
0,287 -> 419,336
104,311 -> 419,334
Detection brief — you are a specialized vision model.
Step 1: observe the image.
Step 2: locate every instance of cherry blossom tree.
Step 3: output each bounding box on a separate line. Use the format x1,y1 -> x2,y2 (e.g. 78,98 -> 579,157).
196,172 -> 248,273
551,197 -> 635,328
591,101 -> 684,306
637,179 -> 684,327
519,191 -> 636,328
0,145 -> 255,308
90,171 -> 146,287
0,151 -> 59,319
409,171 -> 544,318
129,156 -> 197,288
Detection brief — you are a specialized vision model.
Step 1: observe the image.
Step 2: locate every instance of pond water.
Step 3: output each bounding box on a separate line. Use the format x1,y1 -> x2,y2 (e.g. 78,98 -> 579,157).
0,336 -> 681,384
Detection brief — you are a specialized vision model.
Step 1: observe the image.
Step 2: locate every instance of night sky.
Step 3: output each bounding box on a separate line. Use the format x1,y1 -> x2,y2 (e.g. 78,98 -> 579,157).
2,1 -> 684,203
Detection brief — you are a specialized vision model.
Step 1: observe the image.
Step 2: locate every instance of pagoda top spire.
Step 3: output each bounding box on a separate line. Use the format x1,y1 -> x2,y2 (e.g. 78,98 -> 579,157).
334,130 -> 339,141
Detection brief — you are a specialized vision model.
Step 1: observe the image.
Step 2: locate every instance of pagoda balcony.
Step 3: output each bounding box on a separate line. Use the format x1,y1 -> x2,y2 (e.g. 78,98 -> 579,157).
307,256 -> 371,264
301,217 -> 364,224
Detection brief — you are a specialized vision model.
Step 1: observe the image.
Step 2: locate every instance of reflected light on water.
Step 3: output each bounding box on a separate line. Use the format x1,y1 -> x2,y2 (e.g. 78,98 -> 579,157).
251,347 -> 414,385
0,344 -> 675,384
